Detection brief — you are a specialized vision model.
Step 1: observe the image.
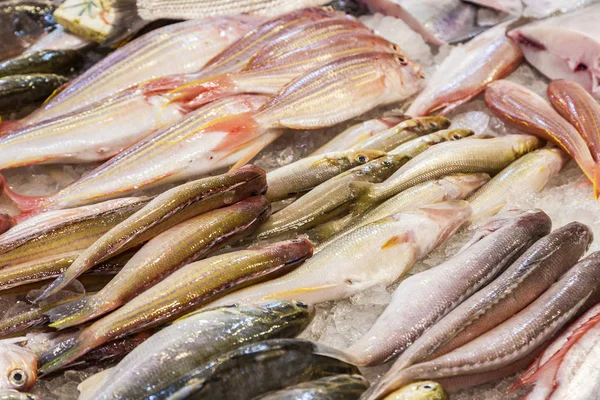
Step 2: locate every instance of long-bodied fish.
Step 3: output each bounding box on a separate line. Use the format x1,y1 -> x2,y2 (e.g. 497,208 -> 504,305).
212,202 -> 471,307
266,149 -> 385,202
363,251 -> 600,399
353,134 -> 544,214
0,50 -> 84,78
77,300 -> 314,400
383,381 -> 448,400
0,74 -> 68,114
388,129 -> 475,157
468,148 -> 568,220
345,209 -> 552,367
0,341 -> 37,391
37,165 -> 267,300
38,239 -> 313,374
48,196 -> 271,329
406,21 -> 522,117
388,221 -> 591,373
256,374 -> 369,400
507,5 -> 600,98
485,80 -> 596,186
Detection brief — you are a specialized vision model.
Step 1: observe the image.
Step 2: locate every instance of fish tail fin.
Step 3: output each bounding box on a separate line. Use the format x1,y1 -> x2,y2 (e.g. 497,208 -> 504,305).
165,74 -> 237,110
38,333 -> 95,375
47,296 -> 109,329
350,181 -> 378,215
0,173 -> 48,213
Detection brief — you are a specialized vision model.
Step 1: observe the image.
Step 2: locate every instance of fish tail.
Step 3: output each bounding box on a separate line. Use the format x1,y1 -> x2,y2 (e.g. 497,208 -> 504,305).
38,333 -> 95,375
350,181 -> 378,215
0,173 -> 48,214
47,297 -> 107,329
34,273 -> 71,303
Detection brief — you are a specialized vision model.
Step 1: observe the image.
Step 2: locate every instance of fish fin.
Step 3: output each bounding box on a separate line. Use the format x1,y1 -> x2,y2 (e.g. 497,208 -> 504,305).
0,173 -> 47,213
34,274 -> 70,304
439,97 -> 473,116
226,135 -> 274,171
381,232 -> 410,249
39,336 -> 92,375
167,74 -> 237,109
139,75 -> 189,96
210,112 -> 262,153
46,297 -> 105,330
101,0 -> 148,48
350,181 -> 378,215
78,367 -> 114,400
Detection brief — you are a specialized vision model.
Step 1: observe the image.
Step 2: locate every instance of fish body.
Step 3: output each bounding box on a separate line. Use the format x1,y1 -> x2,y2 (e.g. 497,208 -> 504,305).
0,74 -> 67,113
78,301 -> 314,400
0,50 -> 83,78
256,374 -> 369,400
383,382 -> 448,400
38,239 -> 314,374
522,0 -> 599,17
346,208 -> 552,367
0,390 -> 36,400
0,342 -> 36,391
0,1 -> 55,61
406,21 -> 522,117
464,0 -> 522,15
213,201 -> 471,306
388,129 -> 475,157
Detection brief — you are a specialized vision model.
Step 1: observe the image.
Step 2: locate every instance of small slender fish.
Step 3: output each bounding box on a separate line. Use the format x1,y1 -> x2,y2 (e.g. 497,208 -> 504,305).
39,239 -> 314,374
468,148 -> 568,220
38,165 -> 267,300
354,134 -> 544,214
266,149 -> 385,202
0,341 -> 36,391
153,339 -> 359,400
48,196 -> 271,329
0,390 -> 36,400
258,154 -> 410,239
77,300 -> 314,400
0,50 -> 83,79
406,21 -> 522,117
345,209 -> 552,367
389,221 -> 591,373
363,251 -> 600,399
256,374 -> 369,400
212,202 -> 471,307
485,80 -> 596,188
0,74 -> 68,113
388,129 -> 474,157
383,382 -> 448,400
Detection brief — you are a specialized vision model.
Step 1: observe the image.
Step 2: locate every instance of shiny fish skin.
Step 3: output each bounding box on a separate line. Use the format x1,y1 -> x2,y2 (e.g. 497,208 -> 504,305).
485,80 -> 596,185
38,165 -> 267,300
406,21 -> 522,117
38,239 -> 314,374
266,149 -> 385,201
0,50 -> 83,78
346,209 -> 552,367
212,202 -> 471,307
383,381 -> 448,400
0,342 -> 36,391
468,148 -> 568,220
0,389 -> 37,400
78,301 -> 314,400
388,129 -> 474,157
256,374 -> 369,400
0,74 -> 67,112
363,251 -> 600,399
48,196 -> 271,329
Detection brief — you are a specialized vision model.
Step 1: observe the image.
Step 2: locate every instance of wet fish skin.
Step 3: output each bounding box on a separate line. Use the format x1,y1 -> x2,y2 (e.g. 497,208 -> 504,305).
47,196 -> 272,329
0,74 -> 68,112
0,50 -> 84,78
78,300 -> 314,400
154,339 -> 359,400
256,374 -> 369,400
0,342 -> 37,391
38,165 -> 267,300
485,80 -> 596,185
406,21 -> 522,117
38,239 -> 314,374
387,128 -> 474,156
363,250 -> 600,399
0,389 -> 37,400
213,201 -> 471,307
383,381 -> 448,400
345,208 -> 552,367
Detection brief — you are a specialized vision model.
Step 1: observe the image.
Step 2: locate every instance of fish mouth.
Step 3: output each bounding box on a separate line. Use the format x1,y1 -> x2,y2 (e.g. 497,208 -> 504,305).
509,31 -> 546,51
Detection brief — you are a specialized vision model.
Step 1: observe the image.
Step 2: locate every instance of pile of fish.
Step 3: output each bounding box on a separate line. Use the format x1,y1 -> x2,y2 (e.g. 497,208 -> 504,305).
0,1 -> 599,400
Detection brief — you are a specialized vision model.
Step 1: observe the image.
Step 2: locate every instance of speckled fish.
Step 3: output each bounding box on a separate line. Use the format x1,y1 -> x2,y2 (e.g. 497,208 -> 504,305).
363,250 -> 600,399
311,116 -> 405,155
507,4 -> 600,98
383,381 -> 448,400
213,202 -> 470,307
0,197 -> 147,267
389,221 -> 591,374
257,374 -> 369,400
354,134 -> 543,214
388,129 -> 475,157
152,339 -> 358,400
0,74 -> 67,113
0,340 -> 36,391
266,149 -> 385,202
345,209 -> 552,367
406,21 -> 522,117
38,239 -> 313,374
485,80 -> 596,186
0,50 -> 83,78
37,165 -> 266,300
257,154 -> 410,239
468,148 -> 567,220
48,196 -> 271,329
77,301 -> 314,400
0,390 -> 37,400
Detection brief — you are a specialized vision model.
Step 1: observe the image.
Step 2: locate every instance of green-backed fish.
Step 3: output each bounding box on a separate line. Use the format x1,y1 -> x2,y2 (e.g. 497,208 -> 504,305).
257,374 -> 369,400
389,129 -> 475,156
0,50 -> 83,78
0,74 -> 68,113
383,382 -> 448,400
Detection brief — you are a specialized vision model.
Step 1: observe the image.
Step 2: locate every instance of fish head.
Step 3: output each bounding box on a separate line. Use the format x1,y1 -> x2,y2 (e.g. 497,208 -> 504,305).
383,381 -> 448,400
413,200 -> 472,249
557,222 -> 594,252
350,149 -> 387,165
440,173 -> 490,199
410,116 -> 452,134
439,128 -> 475,142
0,344 -> 37,391
380,53 -> 425,98
535,147 -> 570,176
253,300 -> 315,335
508,134 -> 546,156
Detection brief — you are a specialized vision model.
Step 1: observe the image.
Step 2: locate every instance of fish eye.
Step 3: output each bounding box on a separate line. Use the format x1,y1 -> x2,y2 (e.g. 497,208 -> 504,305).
357,154 -> 368,163
9,369 -> 27,388
429,122 -> 437,128
395,56 -> 407,65
418,383 -> 436,391
391,43 -> 399,51
452,134 -> 462,140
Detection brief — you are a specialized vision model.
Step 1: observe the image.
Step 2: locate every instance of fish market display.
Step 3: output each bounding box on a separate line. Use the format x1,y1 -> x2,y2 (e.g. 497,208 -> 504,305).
0,341 -> 36,391
256,374 -> 369,400
0,74 -> 68,114
383,381 -> 448,400
345,209 -> 552,366
0,51 -> 83,78
77,300 -> 314,400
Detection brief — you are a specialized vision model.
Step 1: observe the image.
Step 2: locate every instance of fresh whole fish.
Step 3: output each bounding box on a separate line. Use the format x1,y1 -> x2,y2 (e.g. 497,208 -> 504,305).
0,341 -> 36,391
353,134 -> 544,214
37,165 -> 267,300
389,221 -> 591,373
0,74 -> 67,113
388,129 -> 475,157
406,21 -> 522,117
0,50 -> 84,78
151,339 -> 358,400
383,381 -> 448,400
47,196 -> 271,329
266,149 -> 385,202
38,239 -> 314,374
345,208 -> 552,367
363,250 -> 600,399
76,300 -> 314,400
256,374 -> 369,400
0,390 -> 37,400
507,5 -> 600,98
212,201 -> 471,307
485,80 -> 596,187
468,148 -> 568,220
